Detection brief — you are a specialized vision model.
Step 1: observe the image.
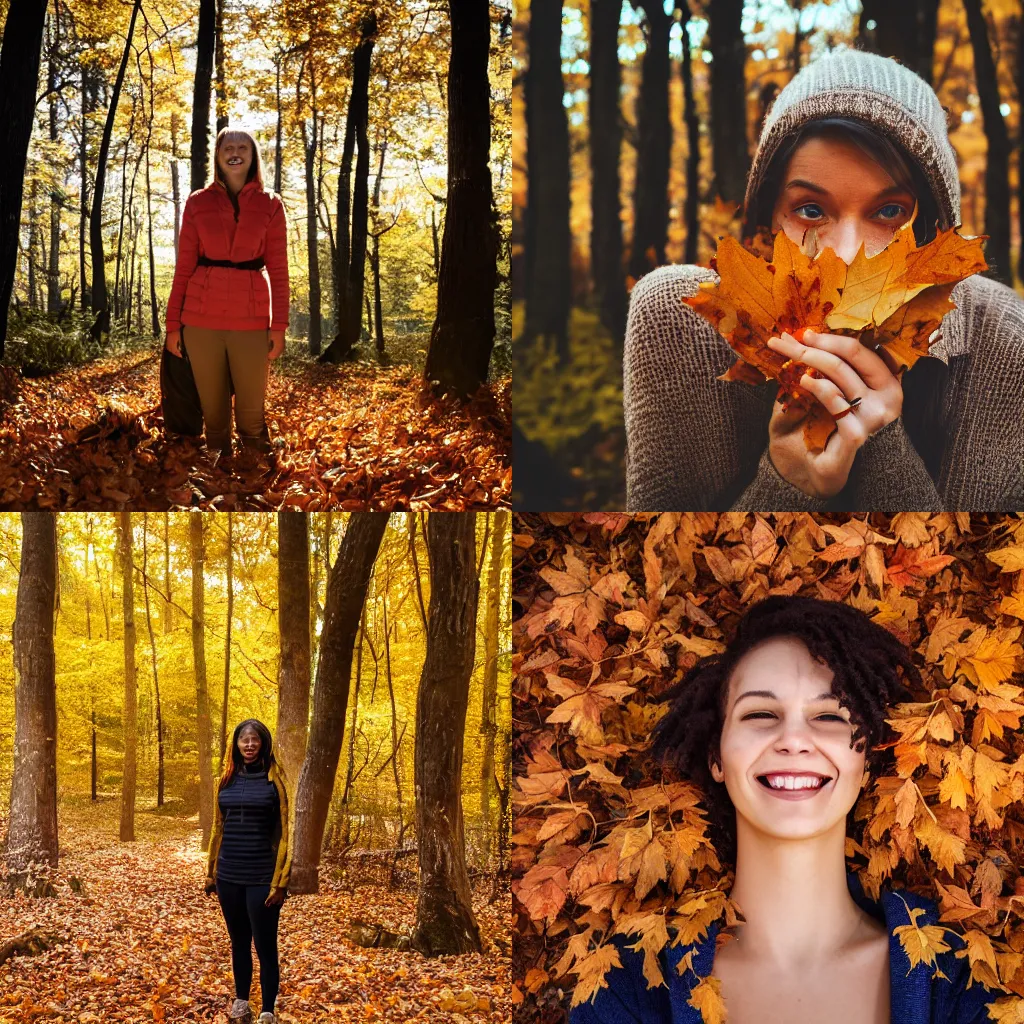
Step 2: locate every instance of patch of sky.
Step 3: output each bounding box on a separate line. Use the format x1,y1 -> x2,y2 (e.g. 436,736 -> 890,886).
1000,102 -> 1011,117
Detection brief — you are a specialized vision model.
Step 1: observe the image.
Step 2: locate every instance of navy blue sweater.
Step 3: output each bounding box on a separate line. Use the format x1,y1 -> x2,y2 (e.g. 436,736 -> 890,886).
569,876 -> 998,1024
215,764 -> 281,886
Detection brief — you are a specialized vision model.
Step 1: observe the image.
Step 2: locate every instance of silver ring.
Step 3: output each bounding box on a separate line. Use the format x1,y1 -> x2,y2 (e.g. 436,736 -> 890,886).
872,342 -> 884,352
847,396 -> 863,411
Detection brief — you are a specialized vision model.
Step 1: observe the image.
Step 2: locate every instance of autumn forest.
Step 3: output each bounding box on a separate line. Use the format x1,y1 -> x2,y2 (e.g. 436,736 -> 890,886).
1,510 -> 511,1022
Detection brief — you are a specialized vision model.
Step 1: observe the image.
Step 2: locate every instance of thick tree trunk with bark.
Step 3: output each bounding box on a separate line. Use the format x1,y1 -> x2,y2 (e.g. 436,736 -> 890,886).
191,0 -> 215,192
521,0 -> 570,365
708,0 -> 749,206
119,512 -> 137,843
629,0 -> 672,278
275,512 -> 312,786
0,0 -> 48,356
588,0 -> 626,344
46,8 -> 61,314
321,13 -> 377,364
963,0 -> 1012,285
411,513 -> 483,956
290,512 -> 390,894
7,512 -> 59,877
89,0 -> 141,340
191,512 -> 214,850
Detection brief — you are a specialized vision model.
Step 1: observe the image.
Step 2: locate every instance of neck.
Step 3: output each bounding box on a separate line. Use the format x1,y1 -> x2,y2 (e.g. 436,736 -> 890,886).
727,817 -> 865,965
223,176 -> 244,197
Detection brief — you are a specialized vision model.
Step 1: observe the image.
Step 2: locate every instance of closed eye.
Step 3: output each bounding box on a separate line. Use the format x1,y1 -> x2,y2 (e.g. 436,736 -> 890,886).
741,711 -> 848,722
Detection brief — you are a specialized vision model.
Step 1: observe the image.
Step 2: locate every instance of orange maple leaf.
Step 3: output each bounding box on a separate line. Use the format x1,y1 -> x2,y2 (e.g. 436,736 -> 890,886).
682,206 -> 987,451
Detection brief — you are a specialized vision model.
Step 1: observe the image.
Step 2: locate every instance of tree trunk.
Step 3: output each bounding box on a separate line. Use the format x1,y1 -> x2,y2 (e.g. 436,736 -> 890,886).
629,0 -> 672,278
170,113 -> 181,260
708,0 -> 749,206
680,0 -> 700,266
27,178 -> 39,310
479,509 -> 506,865
408,511 -> 428,632
119,512 -> 137,842
588,0 -> 626,344
47,6 -> 61,314
274,53 -> 284,194
858,0 -> 940,85
303,112 -> 323,356
80,61 -> 92,310
521,0 -> 570,364
381,593 -> 407,883
89,0 -> 142,340
340,606 -> 366,843
191,0 -> 215,192
145,140 -> 159,336
411,512 -> 483,956
290,512 -> 390,894
275,512 -> 312,786
321,13 -> 377,364
191,512 -> 214,850
142,514 -> 165,807
7,512 -> 59,875
0,0 -> 48,355
425,0 -> 498,391
220,511 -> 233,766
215,0 -> 227,131
163,513 -> 173,634
963,0 -> 1012,285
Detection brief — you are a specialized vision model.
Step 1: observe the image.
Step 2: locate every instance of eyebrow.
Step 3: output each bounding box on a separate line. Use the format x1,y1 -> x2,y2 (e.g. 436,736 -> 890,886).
784,179 -> 911,199
733,689 -> 837,706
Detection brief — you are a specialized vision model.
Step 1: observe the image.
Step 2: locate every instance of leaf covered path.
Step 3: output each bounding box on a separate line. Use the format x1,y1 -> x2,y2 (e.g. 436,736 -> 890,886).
0,804 -> 511,1023
0,349 -> 511,510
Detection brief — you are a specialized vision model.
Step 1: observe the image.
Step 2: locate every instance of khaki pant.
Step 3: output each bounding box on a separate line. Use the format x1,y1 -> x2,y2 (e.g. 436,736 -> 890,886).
181,325 -> 270,454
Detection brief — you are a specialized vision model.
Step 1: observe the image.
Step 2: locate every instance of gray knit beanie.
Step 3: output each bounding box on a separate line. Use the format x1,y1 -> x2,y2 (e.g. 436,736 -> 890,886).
743,49 -> 961,233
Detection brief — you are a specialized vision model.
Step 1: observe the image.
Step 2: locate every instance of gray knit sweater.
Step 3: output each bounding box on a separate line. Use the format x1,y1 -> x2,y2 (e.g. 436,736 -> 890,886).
624,49 -> 1024,512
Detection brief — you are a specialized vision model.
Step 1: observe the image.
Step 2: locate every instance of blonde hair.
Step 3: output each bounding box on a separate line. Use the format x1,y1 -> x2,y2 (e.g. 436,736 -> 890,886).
213,128 -> 266,190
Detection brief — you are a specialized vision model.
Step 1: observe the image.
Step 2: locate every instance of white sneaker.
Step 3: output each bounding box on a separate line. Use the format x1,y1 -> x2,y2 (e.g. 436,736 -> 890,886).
257,1014 -> 276,1024
229,999 -> 251,1021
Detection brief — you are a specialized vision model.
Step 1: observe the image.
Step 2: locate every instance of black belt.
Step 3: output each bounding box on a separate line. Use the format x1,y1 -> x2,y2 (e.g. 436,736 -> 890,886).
197,255 -> 265,270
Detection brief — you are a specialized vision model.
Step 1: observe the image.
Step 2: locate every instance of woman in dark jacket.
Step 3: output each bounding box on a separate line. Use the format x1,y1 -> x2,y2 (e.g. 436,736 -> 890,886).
570,597 -> 1000,1024
205,718 -> 291,1024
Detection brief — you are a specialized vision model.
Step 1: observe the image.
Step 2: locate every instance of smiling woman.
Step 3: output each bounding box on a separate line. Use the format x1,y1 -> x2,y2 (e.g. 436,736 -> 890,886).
569,595 -> 999,1024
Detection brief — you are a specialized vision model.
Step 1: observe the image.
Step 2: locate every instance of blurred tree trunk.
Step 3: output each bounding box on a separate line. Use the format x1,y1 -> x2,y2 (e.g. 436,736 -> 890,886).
629,0 -> 672,278
303,108 -> 323,356
858,0 -> 940,85
214,0 -> 227,132
708,0 -> 749,206
170,113 -> 181,260
680,0 -> 700,265
290,512 -> 389,894
142,514 -> 165,808
119,511 -> 137,843
7,512 -> 58,877
589,0 -> 627,343
191,0 -> 215,192
411,512 -> 483,956
275,512 -> 312,787
191,512 -> 214,850
523,0 -> 570,364
963,0 -> 1012,285
0,0 -> 48,355
220,511 -> 233,765
163,513 -> 173,634
46,7 -> 61,314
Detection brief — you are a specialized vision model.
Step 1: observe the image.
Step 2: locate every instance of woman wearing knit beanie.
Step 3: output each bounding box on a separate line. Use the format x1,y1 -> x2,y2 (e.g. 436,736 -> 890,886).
204,719 -> 291,1024
624,49 -> 1024,512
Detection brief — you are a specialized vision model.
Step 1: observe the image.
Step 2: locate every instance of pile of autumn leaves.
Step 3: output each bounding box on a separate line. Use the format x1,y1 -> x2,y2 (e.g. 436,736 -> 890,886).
512,512 -> 1024,1022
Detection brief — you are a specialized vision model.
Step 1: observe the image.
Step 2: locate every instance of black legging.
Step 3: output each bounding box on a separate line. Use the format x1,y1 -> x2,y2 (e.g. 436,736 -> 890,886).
216,879 -> 281,1013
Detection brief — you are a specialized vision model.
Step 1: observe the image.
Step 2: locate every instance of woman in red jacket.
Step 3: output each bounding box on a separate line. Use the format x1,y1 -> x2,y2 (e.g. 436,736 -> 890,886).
164,128 -> 289,456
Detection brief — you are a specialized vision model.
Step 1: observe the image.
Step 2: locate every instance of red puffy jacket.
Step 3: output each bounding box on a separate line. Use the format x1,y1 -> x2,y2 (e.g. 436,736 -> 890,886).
165,179 -> 289,334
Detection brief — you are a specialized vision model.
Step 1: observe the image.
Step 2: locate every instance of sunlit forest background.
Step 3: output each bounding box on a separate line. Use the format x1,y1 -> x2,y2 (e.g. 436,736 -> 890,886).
512,0 -> 1024,511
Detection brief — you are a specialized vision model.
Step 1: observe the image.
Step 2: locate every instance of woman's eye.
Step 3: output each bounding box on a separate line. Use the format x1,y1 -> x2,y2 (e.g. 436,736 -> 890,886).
793,203 -> 824,221
876,203 -> 906,220
741,711 -> 776,720
816,713 -> 847,723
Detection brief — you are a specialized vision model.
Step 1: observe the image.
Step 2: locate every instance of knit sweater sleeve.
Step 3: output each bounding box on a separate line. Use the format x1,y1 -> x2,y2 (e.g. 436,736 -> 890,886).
843,417 -> 943,512
265,196 -> 290,332
624,265 -> 777,511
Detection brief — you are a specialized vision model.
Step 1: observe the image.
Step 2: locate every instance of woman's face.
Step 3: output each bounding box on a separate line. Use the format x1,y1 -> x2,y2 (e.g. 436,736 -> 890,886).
217,134 -> 253,183
238,726 -> 262,763
710,635 -> 866,844
770,134 -> 916,264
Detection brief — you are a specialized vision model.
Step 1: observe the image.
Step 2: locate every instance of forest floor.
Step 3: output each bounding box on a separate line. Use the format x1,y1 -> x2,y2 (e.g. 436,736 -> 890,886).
0,341 -> 511,510
0,802 -> 511,1023
511,302 -> 624,511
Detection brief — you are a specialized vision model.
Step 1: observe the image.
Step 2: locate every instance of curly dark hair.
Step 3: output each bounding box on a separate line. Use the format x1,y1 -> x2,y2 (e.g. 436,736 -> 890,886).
649,595 -> 921,864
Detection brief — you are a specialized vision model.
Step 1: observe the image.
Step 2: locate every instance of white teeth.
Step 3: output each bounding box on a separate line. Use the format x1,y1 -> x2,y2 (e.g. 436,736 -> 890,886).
766,775 -> 824,790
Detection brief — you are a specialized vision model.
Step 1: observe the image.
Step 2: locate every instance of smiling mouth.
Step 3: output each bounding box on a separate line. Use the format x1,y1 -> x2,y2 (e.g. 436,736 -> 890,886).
757,773 -> 832,792
227,158 -> 243,166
